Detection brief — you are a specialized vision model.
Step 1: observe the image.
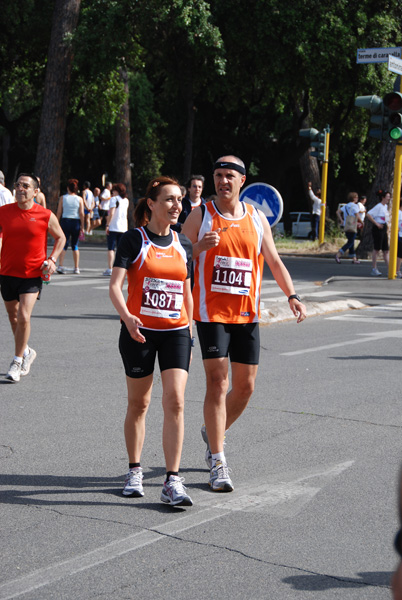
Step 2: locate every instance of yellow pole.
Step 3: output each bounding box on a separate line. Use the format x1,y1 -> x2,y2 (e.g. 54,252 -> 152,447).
388,144 -> 402,279
388,78 -> 402,279
319,128 -> 330,244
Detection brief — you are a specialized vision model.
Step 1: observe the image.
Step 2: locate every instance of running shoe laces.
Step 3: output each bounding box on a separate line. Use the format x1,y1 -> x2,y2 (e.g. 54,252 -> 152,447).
161,476 -> 193,506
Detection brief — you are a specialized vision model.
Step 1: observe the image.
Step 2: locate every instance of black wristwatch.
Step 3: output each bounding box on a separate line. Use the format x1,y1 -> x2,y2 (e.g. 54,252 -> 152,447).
288,294 -> 301,302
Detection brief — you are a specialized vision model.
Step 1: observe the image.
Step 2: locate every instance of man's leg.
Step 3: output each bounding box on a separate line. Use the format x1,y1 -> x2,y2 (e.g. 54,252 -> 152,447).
4,292 -> 38,357
203,357 -> 230,454
225,362 -> 258,430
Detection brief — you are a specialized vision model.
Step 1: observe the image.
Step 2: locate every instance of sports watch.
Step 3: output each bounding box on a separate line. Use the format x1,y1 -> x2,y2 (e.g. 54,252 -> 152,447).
288,294 -> 301,302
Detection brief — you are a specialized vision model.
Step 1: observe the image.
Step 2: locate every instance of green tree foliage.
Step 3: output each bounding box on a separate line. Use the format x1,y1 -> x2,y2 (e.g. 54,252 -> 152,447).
1,0 -> 402,205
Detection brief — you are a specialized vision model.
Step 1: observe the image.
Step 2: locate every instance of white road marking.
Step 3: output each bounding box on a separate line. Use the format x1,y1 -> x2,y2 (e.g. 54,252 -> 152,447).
0,461 -> 353,599
281,329 -> 402,356
49,278 -> 106,287
326,316 -> 402,325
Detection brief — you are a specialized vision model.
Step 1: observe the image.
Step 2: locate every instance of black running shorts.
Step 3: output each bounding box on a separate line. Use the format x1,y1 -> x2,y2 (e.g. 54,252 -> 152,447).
0,275 -> 42,302
196,321 -> 260,364
119,322 -> 192,378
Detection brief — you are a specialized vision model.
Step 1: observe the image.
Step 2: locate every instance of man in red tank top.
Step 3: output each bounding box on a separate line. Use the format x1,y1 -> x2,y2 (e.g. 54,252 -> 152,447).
182,155 -> 306,493
0,173 -> 65,382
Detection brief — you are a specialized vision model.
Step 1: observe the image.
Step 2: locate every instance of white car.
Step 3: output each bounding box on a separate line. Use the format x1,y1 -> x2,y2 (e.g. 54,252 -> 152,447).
275,212 -> 313,238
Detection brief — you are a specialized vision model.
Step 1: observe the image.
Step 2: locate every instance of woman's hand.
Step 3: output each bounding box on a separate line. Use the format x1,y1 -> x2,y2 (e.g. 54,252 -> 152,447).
125,315 -> 146,343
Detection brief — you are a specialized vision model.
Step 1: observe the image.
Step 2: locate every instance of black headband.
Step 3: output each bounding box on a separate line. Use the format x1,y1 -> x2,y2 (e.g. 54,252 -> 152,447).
213,161 -> 246,175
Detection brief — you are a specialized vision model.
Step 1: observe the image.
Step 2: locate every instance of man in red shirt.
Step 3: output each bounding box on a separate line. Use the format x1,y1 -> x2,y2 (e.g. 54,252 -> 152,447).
0,173 -> 65,382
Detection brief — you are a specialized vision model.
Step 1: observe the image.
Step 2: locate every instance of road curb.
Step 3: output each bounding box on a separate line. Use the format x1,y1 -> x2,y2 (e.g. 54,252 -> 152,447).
260,298 -> 366,325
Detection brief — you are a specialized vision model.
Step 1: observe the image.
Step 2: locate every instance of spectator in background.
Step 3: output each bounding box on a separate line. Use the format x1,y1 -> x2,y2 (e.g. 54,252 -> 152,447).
56,179 -> 85,274
0,170 -> 14,259
90,187 -> 102,234
103,183 -> 129,276
34,176 -> 46,208
366,189 -> 391,277
0,171 -> 13,206
335,192 -> 362,264
307,182 -> 321,242
82,181 -> 94,235
357,195 -> 367,228
100,181 -> 112,226
173,175 -> 206,232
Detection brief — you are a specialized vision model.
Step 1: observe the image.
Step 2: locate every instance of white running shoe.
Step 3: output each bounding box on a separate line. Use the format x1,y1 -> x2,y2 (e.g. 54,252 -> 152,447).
209,460 -> 234,493
371,268 -> 382,276
56,266 -> 66,274
73,268 -> 80,274
21,348 -> 37,376
122,468 -> 144,497
103,268 -> 112,276
201,424 -> 226,469
6,360 -> 22,383
160,476 -> 193,506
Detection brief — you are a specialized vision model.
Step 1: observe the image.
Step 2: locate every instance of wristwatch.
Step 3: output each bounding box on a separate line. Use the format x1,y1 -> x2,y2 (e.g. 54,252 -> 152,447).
288,294 -> 301,302
48,256 -> 57,263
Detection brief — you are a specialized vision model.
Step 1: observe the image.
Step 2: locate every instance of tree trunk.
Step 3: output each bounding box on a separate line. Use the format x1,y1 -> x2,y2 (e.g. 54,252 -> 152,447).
299,150 -> 321,208
34,0 -> 81,212
115,68 -> 133,200
357,141 -> 395,258
182,95 -> 195,183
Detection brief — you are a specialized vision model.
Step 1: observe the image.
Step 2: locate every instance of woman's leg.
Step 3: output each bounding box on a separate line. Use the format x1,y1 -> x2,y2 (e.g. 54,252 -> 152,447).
124,374 -> 153,463
72,250 -> 79,269
58,249 -> 66,267
160,368 -> 188,472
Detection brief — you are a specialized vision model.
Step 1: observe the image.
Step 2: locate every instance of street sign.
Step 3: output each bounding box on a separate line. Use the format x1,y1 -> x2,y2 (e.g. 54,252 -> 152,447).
388,55 -> 402,77
356,47 -> 401,64
240,182 -> 283,226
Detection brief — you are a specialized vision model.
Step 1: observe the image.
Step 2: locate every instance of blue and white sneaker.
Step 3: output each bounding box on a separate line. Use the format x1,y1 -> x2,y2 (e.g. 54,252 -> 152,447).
161,476 -> 193,506
209,460 -> 234,493
122,468 -> 144,497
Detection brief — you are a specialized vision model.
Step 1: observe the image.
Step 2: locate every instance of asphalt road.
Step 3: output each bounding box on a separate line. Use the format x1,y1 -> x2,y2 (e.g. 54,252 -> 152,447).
1,247 -> 401,599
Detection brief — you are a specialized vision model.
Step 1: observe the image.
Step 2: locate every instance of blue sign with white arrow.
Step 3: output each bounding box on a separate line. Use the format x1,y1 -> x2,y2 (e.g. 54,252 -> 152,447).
240,182 -> 283,227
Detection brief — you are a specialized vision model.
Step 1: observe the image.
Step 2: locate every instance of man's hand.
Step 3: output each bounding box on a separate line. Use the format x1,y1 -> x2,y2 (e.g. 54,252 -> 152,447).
289,298 -> 307,323
198,228 -> 221,252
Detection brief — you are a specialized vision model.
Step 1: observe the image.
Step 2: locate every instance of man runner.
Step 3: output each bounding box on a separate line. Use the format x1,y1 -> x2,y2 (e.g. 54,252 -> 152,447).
182,155 -> 306,492
0,173 -> 65,382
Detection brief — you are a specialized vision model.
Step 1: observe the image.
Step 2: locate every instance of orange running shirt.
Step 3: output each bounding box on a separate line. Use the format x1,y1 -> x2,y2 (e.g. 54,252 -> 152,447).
0,202 -> 50,278
193,201 -> 265,323
125,227 -> 190,331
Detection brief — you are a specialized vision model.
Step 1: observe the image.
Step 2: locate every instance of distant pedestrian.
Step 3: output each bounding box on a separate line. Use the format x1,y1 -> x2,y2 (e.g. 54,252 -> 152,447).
103,183 -> 129,276
308,182 -> 321,241
82,181 -> 94,235
0,173 -> 65,382
173,174 -> 206,232
366,189 -> 390,276
99,181 -> 112,226
56,179 -> 85,274
0,170 -> 14,260
34,176 -> 46,208
335,192 -> 362,264
90,187 -> 102,234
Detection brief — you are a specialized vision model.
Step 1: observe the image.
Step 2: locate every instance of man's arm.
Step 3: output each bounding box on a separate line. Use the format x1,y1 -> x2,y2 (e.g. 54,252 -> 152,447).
46,213 -> 66,274
181,206 -> 220,259
258,210 -> 306,323
392,468 -> 402,599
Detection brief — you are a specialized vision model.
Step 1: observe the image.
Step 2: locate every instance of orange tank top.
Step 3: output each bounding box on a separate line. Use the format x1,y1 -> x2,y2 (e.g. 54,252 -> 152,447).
126,227 -> 190,331
193,201 -> 264,323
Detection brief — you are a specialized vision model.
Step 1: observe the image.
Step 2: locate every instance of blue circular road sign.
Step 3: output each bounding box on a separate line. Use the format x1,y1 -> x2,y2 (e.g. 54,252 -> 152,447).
240,182 -> 283,227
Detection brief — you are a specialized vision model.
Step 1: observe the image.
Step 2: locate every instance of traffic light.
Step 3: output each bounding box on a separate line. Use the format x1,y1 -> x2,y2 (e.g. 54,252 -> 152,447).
354,95 -> 387,140
383,92 -> 402,141
299,128 -> 326,161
